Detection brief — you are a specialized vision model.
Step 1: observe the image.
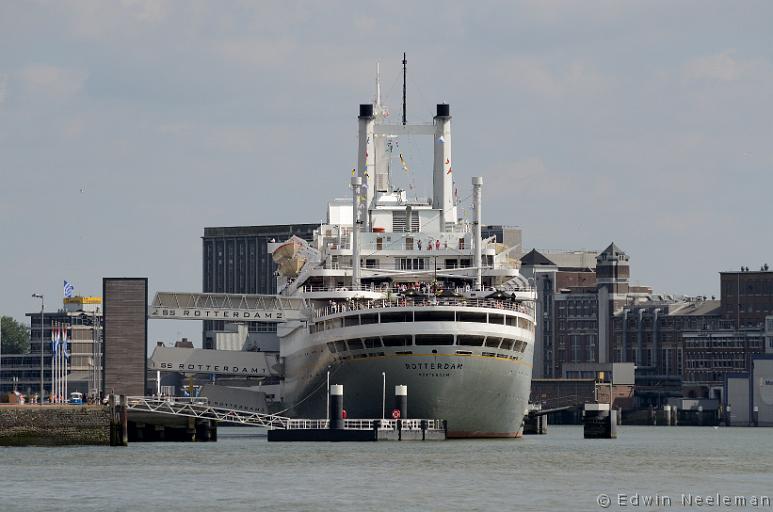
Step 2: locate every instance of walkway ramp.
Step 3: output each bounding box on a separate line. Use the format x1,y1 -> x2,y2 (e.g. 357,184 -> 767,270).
148,291 -> 307,322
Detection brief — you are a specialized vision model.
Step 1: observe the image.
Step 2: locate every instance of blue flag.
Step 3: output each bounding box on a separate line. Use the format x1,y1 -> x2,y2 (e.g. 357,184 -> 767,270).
64,281 -> 74,298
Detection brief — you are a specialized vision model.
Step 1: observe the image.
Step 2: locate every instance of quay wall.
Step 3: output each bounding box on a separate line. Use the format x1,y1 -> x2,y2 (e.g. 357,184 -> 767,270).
0,405 -> 111,446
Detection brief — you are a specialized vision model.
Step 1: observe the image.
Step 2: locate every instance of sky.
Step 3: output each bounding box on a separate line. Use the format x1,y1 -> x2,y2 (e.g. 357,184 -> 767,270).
1,1 -> 772,347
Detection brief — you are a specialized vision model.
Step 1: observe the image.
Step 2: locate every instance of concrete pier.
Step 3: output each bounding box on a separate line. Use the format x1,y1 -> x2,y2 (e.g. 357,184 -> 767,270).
0,405 -> 112,446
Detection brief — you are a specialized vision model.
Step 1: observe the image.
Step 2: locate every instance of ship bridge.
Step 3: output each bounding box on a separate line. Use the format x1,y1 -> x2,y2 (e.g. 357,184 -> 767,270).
148,291 -> 308,322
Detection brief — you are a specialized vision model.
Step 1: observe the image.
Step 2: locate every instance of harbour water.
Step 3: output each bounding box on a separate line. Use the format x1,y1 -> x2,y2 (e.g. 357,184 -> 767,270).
3,426 -> 772,511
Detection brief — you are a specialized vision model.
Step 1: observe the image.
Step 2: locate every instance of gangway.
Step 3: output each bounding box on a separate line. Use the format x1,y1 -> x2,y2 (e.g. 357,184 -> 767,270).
126,396 -> 291,429
148,291 -> 308,322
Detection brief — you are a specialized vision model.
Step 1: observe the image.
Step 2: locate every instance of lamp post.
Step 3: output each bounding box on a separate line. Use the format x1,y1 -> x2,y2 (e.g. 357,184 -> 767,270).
31,294 -> 44,404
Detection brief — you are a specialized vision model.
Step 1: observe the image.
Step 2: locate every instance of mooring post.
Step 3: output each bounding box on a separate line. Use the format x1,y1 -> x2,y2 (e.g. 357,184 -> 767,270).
119,395 -> 128,446
725,404 -> 732,427
108,394 -> 117,446
395,385 -> 408,419
753,406 -> 759,427
329,385 -> 344,430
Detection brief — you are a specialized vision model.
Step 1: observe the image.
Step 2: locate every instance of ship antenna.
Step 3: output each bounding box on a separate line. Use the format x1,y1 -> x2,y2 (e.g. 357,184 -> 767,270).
402,52 -> 407,126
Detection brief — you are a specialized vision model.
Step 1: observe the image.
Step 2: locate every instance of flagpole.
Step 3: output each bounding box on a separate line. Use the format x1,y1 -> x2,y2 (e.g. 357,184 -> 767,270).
64,324 -> 68,402
50,320 -> 55,403
56,324 -> 62,404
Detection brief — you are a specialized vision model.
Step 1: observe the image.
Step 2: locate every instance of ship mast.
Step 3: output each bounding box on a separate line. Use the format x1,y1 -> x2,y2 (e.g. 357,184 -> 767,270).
402,52 -> 407,126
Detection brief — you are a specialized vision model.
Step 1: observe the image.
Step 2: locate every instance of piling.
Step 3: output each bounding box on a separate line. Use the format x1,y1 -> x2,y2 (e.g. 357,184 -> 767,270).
753,406 -> 759,427
395,385 -> 408,419
583,403 -> 617,439
329,384 -> 344,430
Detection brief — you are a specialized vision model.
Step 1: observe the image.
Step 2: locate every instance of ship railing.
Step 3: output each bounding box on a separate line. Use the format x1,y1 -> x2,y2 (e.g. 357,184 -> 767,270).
284,418 -> 445,431
313,297 -> 535,319
301,284 -> 383,293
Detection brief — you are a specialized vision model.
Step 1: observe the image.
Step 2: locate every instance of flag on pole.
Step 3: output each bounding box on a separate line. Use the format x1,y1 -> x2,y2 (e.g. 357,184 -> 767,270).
63,324 -> 70,359
63,281 -> 74,298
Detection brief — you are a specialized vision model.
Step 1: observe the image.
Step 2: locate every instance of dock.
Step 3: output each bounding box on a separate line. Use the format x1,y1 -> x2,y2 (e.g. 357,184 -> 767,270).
267,418 -> 446,442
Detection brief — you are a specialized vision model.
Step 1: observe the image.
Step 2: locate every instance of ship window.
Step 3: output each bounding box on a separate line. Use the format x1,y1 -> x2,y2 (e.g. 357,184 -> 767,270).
458,238 -> 465,250
381,311 -> 413,323
481,351 -> 496,357
445,259 -> 458,269
382,335 -> 412,347
514,340 -> 527,353
353,353 -> 368,359
365,259 -> 377,269
455,350 -> 473,355
496,353 -> 509,359
506,316 -> 518,327
396,350 -> 413,355
489,314 -> 505,325
344,315 -> 360,327
415,334 -> 454,346
334,341 -> 347,353
485,337 -> 502,348
500,339 -> 514,351
347,339 -> 364,351
360,314 -> 378,325
517,317 -> 529,329
458,335 -> 485,347
414,310 -> 455,322
326,342 -> 337,353
405,237 -> 414,250
362,337 -> 382,348
457,312 -> 487,323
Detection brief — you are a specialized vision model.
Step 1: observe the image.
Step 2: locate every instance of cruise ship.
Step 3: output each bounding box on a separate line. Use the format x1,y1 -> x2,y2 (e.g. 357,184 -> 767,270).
270,74 -> 536,437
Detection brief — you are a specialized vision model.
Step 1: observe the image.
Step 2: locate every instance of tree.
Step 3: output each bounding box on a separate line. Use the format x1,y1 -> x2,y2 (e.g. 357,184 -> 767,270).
1,316 -> 30,354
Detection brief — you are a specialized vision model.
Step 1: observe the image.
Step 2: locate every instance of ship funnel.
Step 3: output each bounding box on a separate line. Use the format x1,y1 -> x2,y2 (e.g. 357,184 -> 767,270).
433,104 -> 455,230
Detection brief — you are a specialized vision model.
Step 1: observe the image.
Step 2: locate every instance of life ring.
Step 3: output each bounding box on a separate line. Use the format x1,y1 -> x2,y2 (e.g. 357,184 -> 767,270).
391,409 -> 401,419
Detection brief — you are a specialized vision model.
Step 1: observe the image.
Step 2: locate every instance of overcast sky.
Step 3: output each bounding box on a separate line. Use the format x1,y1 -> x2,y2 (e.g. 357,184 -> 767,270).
2,1 -> 772,346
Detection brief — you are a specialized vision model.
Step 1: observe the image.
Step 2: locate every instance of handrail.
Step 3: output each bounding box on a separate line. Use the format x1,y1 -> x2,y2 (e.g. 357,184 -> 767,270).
313,297 -> 535,320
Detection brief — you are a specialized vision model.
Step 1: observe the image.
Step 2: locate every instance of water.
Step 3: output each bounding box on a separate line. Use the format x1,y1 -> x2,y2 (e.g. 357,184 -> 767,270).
2,426 -> 771,511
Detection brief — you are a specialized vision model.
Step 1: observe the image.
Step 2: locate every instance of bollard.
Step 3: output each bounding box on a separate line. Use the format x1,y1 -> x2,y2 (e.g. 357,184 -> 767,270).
697,405 -> 703,426
395,385 -> 408,419
753,406 -> 759,427
583,403 -> 617,439
664,405 -> 672,427
725,405 -> 732,427
329,385 -> 344,430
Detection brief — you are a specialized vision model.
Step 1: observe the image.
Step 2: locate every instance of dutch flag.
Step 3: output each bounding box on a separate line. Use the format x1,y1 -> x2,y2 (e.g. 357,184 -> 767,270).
63,281 -> 74,298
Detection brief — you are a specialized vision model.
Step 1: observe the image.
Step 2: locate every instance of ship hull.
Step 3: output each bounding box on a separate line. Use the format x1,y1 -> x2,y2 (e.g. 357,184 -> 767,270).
282,350 -> 532,438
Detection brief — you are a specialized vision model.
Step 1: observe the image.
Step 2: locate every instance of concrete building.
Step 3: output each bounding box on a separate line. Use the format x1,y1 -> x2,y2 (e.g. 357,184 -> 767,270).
6,297 -> 103,399
724,355 -> 773,426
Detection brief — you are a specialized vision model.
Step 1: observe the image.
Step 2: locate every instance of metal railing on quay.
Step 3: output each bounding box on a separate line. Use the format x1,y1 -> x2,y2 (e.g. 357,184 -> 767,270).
284,418 -> 445,431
